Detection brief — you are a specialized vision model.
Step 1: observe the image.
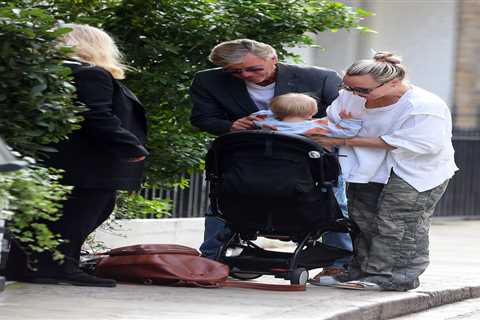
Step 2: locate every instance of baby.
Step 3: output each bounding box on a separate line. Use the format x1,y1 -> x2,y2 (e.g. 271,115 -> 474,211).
252,93 -> 362,137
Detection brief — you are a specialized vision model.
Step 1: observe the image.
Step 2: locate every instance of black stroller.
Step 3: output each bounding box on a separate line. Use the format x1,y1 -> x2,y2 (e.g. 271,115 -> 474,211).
205,131 -> 356,285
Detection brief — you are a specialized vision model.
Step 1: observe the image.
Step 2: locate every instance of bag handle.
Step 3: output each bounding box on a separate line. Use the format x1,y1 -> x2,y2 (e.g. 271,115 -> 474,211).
222,280 -> 306,291
176,280 -> 305,291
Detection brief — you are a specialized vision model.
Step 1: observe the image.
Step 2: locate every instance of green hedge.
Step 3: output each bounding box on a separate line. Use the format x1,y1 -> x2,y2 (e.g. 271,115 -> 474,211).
100,0 -> 370,185
0,2 -> 85,158
0,165 -> 70,261
0,1 -> 85,257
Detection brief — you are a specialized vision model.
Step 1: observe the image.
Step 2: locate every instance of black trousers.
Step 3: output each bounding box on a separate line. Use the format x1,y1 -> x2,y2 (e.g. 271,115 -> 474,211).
5,187 -> 117,279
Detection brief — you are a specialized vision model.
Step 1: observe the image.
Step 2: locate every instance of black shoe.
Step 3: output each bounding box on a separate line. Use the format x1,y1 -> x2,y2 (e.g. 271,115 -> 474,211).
27,271 -> 116,288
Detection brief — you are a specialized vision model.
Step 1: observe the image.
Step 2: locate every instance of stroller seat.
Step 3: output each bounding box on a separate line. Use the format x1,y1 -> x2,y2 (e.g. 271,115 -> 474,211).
205,130 -> 356,284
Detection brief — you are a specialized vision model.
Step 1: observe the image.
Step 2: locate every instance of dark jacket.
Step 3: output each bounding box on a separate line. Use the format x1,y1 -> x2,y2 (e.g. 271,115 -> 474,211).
42,60 -> 148,190
189,63 -> 341,135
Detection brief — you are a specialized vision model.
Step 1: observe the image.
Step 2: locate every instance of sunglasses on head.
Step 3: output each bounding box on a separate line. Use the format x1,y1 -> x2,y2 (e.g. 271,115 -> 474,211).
223,66 -> 265,74
340,82 -> 385,95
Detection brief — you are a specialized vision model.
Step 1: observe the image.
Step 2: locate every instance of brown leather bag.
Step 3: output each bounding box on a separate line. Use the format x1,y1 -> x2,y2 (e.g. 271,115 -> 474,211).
95,244 -> 229,287
95,244 -> 305,291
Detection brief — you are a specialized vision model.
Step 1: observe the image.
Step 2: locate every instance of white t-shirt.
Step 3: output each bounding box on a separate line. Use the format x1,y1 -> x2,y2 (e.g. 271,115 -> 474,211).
246,81 -> 275,110
327,87 -> 458,192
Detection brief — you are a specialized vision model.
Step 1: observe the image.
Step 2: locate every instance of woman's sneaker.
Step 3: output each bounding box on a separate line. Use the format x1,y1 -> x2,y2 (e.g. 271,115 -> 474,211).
308,266 -> 346,286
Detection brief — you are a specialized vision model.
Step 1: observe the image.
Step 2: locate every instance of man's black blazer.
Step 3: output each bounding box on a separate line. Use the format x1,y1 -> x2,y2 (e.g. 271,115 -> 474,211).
42,61 -> 148,190
190,63 -> 341,135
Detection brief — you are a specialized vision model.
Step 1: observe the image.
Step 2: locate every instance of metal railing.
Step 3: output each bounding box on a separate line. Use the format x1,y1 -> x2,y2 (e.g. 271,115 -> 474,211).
141,172 -> 210,218
142,129 -> 480,218
433,129 -> 480,216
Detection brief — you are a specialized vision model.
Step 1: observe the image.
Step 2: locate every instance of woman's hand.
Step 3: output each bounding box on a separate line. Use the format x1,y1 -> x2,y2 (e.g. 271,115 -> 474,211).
306,135 -> 347,147
304,134 -> 396,150
303,128 -> 343,148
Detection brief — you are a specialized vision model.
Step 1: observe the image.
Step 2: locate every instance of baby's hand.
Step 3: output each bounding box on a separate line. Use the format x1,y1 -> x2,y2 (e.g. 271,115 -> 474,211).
313,117 -> 329,125
339,110 -> 353,119
304,127 -> 330,136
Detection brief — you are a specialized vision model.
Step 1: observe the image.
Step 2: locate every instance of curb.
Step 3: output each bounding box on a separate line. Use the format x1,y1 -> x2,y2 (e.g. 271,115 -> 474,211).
326,285 -> 480,320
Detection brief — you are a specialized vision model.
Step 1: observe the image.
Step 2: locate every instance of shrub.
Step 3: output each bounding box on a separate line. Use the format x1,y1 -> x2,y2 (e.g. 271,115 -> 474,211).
0,2 -> 85,158
114,191 -> 171,219
0,165 -> 71,261
97,0 -> 370,186
0,1 -> 83,257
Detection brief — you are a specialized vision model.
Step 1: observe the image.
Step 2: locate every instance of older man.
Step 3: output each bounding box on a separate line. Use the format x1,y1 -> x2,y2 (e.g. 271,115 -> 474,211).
190,39 -> 351,281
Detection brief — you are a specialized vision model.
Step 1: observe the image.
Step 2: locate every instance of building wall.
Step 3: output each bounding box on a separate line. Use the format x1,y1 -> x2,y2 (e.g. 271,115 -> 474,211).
453,0 -> 480,129
293,0 -> 458,106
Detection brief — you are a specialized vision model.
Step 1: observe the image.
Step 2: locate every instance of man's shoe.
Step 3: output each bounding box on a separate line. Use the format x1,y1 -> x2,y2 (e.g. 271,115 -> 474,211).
27,270 -> 116,288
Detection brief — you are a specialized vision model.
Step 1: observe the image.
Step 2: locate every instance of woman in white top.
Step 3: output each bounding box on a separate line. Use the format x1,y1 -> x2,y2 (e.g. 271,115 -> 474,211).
306,51 -> 458,291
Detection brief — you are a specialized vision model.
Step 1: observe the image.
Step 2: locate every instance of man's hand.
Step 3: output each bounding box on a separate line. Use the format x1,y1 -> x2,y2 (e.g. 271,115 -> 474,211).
260,124 -> 277,130
251,114 -> 268,120
128,155 -> 146,162
230,116 -> 257,131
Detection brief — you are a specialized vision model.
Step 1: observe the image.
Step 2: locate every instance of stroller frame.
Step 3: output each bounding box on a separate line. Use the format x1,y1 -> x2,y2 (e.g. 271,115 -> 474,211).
205,131 -> 356,284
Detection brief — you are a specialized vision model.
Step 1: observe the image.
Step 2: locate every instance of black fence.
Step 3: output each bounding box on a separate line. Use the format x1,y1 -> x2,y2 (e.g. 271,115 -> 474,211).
434,129 -> 480,217
141,172 -> 210,218
142,129 -> 480,218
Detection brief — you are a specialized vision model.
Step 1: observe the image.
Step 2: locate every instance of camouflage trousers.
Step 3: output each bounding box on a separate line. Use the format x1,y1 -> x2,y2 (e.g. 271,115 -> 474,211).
343,172 -> 449,291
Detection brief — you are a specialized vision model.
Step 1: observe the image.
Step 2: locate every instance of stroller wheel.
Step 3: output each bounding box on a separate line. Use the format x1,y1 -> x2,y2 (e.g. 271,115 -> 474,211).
230,271 -> 263,280
289,268 -> 308,285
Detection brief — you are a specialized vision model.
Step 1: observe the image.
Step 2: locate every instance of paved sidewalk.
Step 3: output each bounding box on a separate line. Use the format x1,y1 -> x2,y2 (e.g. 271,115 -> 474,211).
1,219 -> 479,320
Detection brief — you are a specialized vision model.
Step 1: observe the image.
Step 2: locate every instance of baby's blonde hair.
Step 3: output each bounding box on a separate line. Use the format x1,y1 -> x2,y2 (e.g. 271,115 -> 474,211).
61,24 -> 127,79
270,93 -> 318,120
